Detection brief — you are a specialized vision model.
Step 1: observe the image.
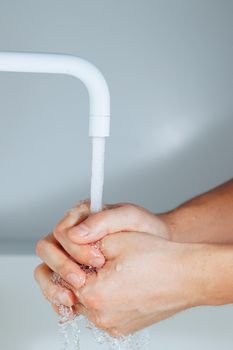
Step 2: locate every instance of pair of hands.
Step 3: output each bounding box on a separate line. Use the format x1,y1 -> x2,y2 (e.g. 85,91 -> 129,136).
34,201 -> 205,336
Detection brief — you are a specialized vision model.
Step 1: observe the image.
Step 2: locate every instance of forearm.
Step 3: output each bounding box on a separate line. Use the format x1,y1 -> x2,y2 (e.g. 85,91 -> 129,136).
161,179 -> 233,243
193,243 -> 233,307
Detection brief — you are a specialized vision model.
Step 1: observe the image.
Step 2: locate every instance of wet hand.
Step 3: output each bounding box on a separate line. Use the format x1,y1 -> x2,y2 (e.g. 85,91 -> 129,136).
34,200 -> 170,315
35,230 -> 204,336
53,200 -> 170,268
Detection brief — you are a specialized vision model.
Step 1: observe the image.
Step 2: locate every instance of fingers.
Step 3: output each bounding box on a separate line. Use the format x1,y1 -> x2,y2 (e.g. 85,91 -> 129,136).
51,303 -> 60,315
34,263 -> 77,307
56,200 -> 90,232
100,231 -> 134,259
54,200 -> 105,268
67,203 -> 153,244
54,227 -> 105,269
74,303 -> 88,318
73,303 -> 109,333
56,234 -> 105,268
35,234 -> 86,289
52,303 -> 78,322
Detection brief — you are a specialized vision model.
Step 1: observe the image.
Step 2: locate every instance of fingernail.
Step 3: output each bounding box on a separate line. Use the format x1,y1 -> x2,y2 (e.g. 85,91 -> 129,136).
58,211 -> 77,231
58,291 -> 72,306
91,248 -> 103,258
65,207 -> 76,216
65,208 -> 79,225
75,290 -> 80,298
89,257 -> 105,268
71,224 -> 89,237
66,273 -> 85,289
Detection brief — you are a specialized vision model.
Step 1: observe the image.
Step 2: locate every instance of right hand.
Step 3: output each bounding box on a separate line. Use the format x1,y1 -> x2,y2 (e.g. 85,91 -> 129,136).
35,229 -> 207,336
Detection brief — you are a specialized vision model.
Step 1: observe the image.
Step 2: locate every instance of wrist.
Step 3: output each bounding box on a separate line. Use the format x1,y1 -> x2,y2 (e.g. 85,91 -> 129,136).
158,209 -> 182,242
150,240 -> 210,310
194,243 -> 233,307
158,205 -> 206,244
175,242 -> 210,308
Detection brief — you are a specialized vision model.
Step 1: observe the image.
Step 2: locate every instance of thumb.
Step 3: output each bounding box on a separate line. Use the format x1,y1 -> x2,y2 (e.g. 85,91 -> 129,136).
67,204 -> 161,244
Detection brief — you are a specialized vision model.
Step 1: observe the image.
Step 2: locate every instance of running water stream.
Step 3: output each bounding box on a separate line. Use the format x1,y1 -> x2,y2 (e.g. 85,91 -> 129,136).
52,137 -> 150,349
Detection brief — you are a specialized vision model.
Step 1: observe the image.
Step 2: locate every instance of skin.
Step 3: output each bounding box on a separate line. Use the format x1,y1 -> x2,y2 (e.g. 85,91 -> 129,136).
34,179 -> 233,336
161,179 -> 233,244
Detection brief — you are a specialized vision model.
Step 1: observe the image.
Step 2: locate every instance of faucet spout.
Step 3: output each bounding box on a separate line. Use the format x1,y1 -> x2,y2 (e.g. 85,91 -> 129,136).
0,51 -> 110,136
0,51 -> 111,212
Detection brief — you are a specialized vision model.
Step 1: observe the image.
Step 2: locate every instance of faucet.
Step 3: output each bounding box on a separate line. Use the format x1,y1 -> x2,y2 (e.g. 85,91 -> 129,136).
0,52 -> 110,212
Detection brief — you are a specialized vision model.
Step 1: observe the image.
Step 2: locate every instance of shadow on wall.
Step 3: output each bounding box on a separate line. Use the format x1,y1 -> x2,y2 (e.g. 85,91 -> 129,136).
0,112 -> 233,252
111,112 -> 233,213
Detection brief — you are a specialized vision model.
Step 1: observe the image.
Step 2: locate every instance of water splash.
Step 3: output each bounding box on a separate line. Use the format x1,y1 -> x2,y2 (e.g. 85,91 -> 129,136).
51,272 -> 150,350
57,306 -> 84,350
58,311 -> 150,350
88,321 -> 150,349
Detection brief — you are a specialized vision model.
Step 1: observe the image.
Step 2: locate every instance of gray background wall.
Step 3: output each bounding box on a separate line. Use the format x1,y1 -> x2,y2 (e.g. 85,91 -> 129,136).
0,0 -> 233,251
0,2 -> 233,350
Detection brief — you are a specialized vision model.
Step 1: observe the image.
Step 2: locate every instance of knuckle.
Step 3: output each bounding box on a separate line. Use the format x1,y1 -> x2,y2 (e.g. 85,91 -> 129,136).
56,257 -> 72,276
82,290 -> 103,310
79,222 -> 92,233
92,211 -> 107,228
82,293 -> 97,309
107,327 -> 121,338
122,203 -> 144,223
69,245 -> 90,265
33,264 -> 42,282
51,304 -> 60,315
122,203 -> 137,212
53,223 -> 63,240
35,239 -> 46,257
75,199 -> 90,208
95,313 -> 112,329
49,288 -> 62,305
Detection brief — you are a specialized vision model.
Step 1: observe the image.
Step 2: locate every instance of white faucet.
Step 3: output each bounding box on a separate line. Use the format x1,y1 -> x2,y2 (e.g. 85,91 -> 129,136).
0,52 -> 110,212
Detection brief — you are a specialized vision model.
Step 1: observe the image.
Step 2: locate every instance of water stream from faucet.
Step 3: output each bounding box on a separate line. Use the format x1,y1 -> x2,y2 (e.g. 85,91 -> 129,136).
52,136 -> 150,349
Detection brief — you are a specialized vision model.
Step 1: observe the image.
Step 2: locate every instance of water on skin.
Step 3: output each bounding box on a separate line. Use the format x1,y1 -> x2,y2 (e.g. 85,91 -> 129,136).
57,306 -> 150,350
52,272 -> 150,350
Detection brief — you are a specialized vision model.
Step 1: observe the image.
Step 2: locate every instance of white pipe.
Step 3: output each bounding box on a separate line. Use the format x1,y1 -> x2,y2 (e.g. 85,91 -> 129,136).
0,52 -> 110,136
0,51 -> 110,212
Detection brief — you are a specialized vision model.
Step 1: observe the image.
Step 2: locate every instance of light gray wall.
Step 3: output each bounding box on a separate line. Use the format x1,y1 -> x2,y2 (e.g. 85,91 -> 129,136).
0,0 -> 233,251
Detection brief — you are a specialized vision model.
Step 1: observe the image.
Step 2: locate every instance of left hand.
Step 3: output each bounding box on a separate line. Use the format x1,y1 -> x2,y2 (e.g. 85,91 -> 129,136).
34,200 -> 170,317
